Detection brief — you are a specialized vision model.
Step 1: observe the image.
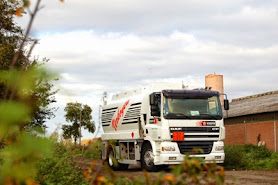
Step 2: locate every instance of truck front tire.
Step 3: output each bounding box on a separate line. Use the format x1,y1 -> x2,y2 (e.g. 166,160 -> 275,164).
141,143 -> 159,172
107,147 -> 129,171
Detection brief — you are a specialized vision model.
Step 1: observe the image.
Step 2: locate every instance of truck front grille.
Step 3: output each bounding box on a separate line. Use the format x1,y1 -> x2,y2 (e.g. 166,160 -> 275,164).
170,127 -> 220,139
176,141 -> 213,154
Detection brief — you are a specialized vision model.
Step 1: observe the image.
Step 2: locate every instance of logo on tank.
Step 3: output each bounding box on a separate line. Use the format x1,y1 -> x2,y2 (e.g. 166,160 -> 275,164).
112,100 -> 130,131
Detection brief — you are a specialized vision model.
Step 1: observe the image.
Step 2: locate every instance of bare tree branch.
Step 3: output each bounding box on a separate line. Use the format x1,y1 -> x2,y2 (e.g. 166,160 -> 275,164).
10,0 -> 42,68
26,39 -> 38,66
4,0 -> 42,100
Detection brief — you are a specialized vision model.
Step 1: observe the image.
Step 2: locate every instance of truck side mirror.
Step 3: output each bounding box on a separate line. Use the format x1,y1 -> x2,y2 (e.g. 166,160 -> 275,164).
150,93 -> 161,117
224,99 -> 229,110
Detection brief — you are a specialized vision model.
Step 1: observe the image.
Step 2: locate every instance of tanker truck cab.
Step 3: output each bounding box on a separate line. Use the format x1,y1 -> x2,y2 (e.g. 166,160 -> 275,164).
101,85 -> 229,172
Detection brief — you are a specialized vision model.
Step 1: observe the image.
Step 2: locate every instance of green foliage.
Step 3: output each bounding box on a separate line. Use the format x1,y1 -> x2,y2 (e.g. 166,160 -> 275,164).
113,176 -> 145,185
0,133 -> 52,182
62,124 -> 79,141
0,68 -> 54,185
64,102 -> 95,133
62,102 -> 95,145
0,0 -> 24,70
49,129 -> 60,143
27,61 -> 58,130
266,152 -> 278,169
37,143 -> 87,185
0,0 -> 58,130
243,144 -> 271,159
56,139 -> 101,160
37,157 -> 87,185
0,1 -> 59,184
223,145 -> 246,169
84,155 -> 225,185
224,144 -> 278,170
0,66 -> 57,130
0,102 -> 30,136
82,140 -> 102,160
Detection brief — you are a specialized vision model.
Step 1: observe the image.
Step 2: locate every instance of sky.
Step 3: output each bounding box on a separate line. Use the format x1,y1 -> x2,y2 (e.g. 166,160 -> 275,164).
16,0 -> 278,138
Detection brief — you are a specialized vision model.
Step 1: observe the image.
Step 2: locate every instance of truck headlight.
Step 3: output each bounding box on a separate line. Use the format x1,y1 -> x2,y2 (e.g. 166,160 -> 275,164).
162,146 -> 175,151
215,146 -> 224,151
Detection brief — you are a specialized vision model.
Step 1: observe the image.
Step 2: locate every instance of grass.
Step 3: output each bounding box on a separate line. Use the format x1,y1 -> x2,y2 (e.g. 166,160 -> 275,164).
36,143 -> 87,185
81,140 -> 102,160
36,141 -> 278,184
224,144 -> 278,170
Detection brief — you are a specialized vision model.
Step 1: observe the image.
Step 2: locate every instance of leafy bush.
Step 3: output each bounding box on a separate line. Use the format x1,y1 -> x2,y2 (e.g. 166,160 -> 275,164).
224,144 -> 278,170
224,145 -> 246,169
0,155 -> 2,166
37,156 -> 86,185
64,139 -> 102,160
36,143 -> 87,185
82,140 -> 102,160
71,147 -> 83,155
84,156 -> 225,185
266,152 -> 278,169
244,144 -> 271,159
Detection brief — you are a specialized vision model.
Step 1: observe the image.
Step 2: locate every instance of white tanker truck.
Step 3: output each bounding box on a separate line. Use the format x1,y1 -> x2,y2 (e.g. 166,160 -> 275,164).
101,83 -> 229,171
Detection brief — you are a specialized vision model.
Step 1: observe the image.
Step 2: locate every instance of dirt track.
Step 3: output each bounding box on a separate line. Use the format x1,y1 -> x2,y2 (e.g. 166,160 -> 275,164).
225,170 -> 278,185
75,157 -> 278,184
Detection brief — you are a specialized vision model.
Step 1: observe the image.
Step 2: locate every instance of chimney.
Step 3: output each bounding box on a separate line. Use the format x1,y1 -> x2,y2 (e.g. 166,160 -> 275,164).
205,73 -> 224,105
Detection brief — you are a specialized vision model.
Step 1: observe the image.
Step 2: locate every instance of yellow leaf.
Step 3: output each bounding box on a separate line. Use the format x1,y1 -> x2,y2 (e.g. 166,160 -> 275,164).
161,175 -> 176,182
90,161 -> 96,170
25,178 -> 39,185
16,7 -> 23,17
95,175 -> 107,183
4,177 -> 13,185
83,170 -> 91,180
218,166 -> 225,177
191,159 -> 201,170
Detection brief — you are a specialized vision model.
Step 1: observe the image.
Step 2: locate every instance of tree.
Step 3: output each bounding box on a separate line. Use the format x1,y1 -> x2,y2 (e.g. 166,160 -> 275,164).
0,1 -> 58,183
0,0 -> 24,69
62,102 -> 95,145
0,0 -> 58,130
26,60 -> 58,130
0,0 -> 24,99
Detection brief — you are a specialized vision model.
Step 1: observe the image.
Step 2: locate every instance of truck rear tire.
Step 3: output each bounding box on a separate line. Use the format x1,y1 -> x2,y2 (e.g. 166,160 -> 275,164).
107,147 -> 129,171
141,143 -> 159,172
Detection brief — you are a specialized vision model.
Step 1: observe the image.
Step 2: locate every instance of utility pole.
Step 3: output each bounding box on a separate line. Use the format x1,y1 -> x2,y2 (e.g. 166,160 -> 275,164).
79,108 -> 82,146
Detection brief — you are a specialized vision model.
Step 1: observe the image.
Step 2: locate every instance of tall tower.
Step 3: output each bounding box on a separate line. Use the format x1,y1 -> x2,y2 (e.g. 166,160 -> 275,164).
205,73 -> 224,105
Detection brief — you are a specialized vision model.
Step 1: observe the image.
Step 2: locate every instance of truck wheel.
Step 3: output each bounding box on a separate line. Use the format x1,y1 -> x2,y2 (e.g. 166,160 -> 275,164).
141,143 -> 159,172
107,147 -> 129,171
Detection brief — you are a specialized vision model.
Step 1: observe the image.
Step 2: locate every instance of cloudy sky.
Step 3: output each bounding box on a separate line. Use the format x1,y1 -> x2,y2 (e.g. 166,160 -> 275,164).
16,0 -> 278,138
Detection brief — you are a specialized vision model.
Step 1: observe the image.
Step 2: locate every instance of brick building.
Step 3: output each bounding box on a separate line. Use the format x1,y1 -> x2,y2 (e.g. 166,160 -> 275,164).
224,91 -> 278,152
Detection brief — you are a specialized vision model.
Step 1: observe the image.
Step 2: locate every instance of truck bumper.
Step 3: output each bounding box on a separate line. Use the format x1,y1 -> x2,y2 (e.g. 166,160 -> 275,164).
153,141 -> 225,165
155,152 -> 225,165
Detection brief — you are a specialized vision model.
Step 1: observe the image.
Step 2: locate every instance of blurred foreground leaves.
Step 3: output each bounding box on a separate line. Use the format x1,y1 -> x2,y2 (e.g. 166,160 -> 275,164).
0,133 -> 52,183
83,155 -> 225,185
0,68 -> 55,184
0,0 -> 60,184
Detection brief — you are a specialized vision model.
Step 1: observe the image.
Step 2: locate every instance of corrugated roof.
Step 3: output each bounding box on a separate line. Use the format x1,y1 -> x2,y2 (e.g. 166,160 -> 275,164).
224,90 -> 278,118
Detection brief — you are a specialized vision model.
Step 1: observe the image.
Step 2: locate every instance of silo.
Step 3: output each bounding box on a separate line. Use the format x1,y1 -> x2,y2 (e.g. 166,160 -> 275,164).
205,73 -> 224,105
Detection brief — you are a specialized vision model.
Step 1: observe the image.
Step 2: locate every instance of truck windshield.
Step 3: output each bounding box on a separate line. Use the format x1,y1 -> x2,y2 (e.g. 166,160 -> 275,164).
163,96 -> 223,120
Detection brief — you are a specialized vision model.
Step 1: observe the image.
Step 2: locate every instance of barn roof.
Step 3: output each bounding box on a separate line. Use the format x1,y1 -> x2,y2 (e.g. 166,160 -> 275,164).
224,90 -> 278,118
